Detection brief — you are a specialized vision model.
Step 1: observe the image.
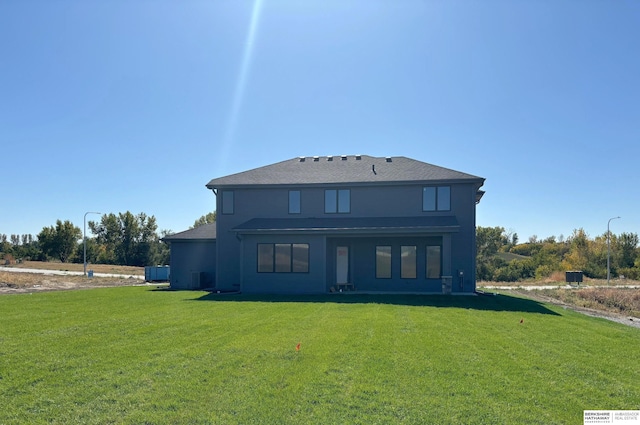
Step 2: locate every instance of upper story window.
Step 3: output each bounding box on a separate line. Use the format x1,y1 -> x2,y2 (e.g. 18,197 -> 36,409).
325,189 -> 350,213
289,190 -> 301,214
423,186 -> 450,211
221,190 -> 234,214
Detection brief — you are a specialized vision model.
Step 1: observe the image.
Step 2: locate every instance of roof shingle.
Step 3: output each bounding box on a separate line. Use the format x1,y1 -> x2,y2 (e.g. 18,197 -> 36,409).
162,223 -> 217,241
206,155 -> 484,188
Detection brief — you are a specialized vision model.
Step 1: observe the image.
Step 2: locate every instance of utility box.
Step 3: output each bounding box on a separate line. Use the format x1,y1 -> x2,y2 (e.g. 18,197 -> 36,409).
441,276 -> 453,294
565,271 -> 583,283
145,266 -> 170,282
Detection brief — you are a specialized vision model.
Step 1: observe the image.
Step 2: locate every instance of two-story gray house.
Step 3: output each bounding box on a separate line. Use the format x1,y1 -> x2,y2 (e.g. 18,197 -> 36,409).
203,155 -> 485,294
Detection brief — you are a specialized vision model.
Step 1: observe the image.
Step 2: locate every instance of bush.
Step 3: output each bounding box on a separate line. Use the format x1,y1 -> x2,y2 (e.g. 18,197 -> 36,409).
618,267 -> 640,280
510,243 -> 540,257
535,265 -> 555,280
491,259 -> 536,282
492,266 -> 519,282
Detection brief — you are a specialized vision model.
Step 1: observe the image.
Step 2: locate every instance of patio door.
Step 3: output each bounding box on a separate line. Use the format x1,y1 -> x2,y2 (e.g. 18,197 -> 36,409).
336,246 -> 349,284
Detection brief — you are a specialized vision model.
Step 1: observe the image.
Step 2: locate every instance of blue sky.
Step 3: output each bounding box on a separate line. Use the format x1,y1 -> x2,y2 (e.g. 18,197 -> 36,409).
1,0 -> 638,242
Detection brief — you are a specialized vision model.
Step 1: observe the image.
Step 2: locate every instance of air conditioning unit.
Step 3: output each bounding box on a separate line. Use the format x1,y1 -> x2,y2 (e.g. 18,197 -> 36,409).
191,272 -> 210,289
191,272 -> 203,289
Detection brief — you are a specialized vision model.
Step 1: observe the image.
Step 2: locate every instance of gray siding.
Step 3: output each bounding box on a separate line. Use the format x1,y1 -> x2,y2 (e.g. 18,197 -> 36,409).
169,240 -> 216,290
239,234 -> 327,294
215,180 -> 480,294
326,236 -> 451,293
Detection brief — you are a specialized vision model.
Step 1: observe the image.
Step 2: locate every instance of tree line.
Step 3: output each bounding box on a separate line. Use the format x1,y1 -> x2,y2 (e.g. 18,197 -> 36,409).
477,226 -> 640,282
0,211 -> 217,267
3,217 -> 638,282
0,211 -> 171,267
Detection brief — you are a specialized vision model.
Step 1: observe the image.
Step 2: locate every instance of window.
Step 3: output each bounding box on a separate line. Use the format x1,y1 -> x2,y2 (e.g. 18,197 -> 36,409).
221,190 -> 234,214
401,246 -> 417,279
325,189 -> 350,213
338,189 -> 350,213
437,187 -> 450,211
257,243 -> 309,273
258,244 -> 274,273
422,186 -> 450,211
289,190 -> 301,214
292,244 -> 309,273
376,246 -> 392,278
325,190 -> 337,213
275,244 -> 291,272
423,187 -> 436,211
426,246 -> 441,279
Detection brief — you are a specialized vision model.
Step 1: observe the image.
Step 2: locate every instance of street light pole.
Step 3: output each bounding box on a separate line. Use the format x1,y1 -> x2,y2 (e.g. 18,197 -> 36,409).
607,216 -> 621,285
84,211 -> 101,276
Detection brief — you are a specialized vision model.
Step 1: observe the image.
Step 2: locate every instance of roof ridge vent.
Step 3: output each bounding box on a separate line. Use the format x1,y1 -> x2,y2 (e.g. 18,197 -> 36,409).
327,155 -> 333,161
385,157 -> 392,162
299,156 -> 305,162
341,155 -> 347,160
313,156 -> 319,162
355,154 -> 362,160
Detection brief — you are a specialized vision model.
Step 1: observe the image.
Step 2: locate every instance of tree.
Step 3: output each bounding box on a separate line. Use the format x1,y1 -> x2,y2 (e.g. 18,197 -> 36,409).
192,211 -> 216,228
11,234 -> 40,260
476,226 -> 508,281
156,229 -> 173,265
88,213 -> 120,264
72,237 -> 100,264
0,234 -> 10,258
37,220 -> 82,262
616,232 -> 639,269
560,228 -> 609,278
561,229 -> 590,273
89,211 -> 163,266
476,226 -> 506,259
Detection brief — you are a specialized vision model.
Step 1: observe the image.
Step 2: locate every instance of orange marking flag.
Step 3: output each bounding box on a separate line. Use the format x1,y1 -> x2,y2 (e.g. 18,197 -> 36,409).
296,343 -> 301,351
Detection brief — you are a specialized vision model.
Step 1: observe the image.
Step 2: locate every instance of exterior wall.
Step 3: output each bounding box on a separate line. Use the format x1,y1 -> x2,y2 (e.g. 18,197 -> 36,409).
239,234 -> 327,294
448,184 -> 479,292
326,235 -> 451,293
169,241 -> 216,290
215,180 -> 480,293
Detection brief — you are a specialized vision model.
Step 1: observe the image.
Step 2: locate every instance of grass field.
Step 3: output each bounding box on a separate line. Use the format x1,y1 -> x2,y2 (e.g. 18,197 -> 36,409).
1,288 -> 639,424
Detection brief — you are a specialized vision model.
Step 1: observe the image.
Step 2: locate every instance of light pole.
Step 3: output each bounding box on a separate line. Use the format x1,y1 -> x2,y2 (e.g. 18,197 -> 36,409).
84,211 -> 101,276
607,216 -> 621,285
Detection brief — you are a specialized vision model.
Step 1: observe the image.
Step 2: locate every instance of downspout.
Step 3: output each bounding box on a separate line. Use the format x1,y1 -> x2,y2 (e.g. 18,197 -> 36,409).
238,232 -> 244,294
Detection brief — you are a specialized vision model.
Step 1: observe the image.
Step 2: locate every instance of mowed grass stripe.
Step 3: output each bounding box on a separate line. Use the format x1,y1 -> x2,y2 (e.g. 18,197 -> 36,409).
0,287 -> 638,424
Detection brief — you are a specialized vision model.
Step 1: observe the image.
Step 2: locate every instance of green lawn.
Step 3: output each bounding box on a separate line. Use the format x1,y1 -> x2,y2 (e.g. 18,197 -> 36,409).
1,288 -> 638,424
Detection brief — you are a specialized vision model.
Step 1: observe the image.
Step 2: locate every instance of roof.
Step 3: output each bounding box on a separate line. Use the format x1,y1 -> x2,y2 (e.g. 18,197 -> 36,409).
206,155 -> 484,189
162,223 -> 217,242
233,216 -> 460,235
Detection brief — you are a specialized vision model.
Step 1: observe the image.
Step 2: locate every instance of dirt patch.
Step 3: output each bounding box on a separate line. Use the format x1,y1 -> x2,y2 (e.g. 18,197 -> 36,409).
0,271 -> 153,294
480,277 -> 640,288
509,289 -> 640,329
5,260 -> 144,276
